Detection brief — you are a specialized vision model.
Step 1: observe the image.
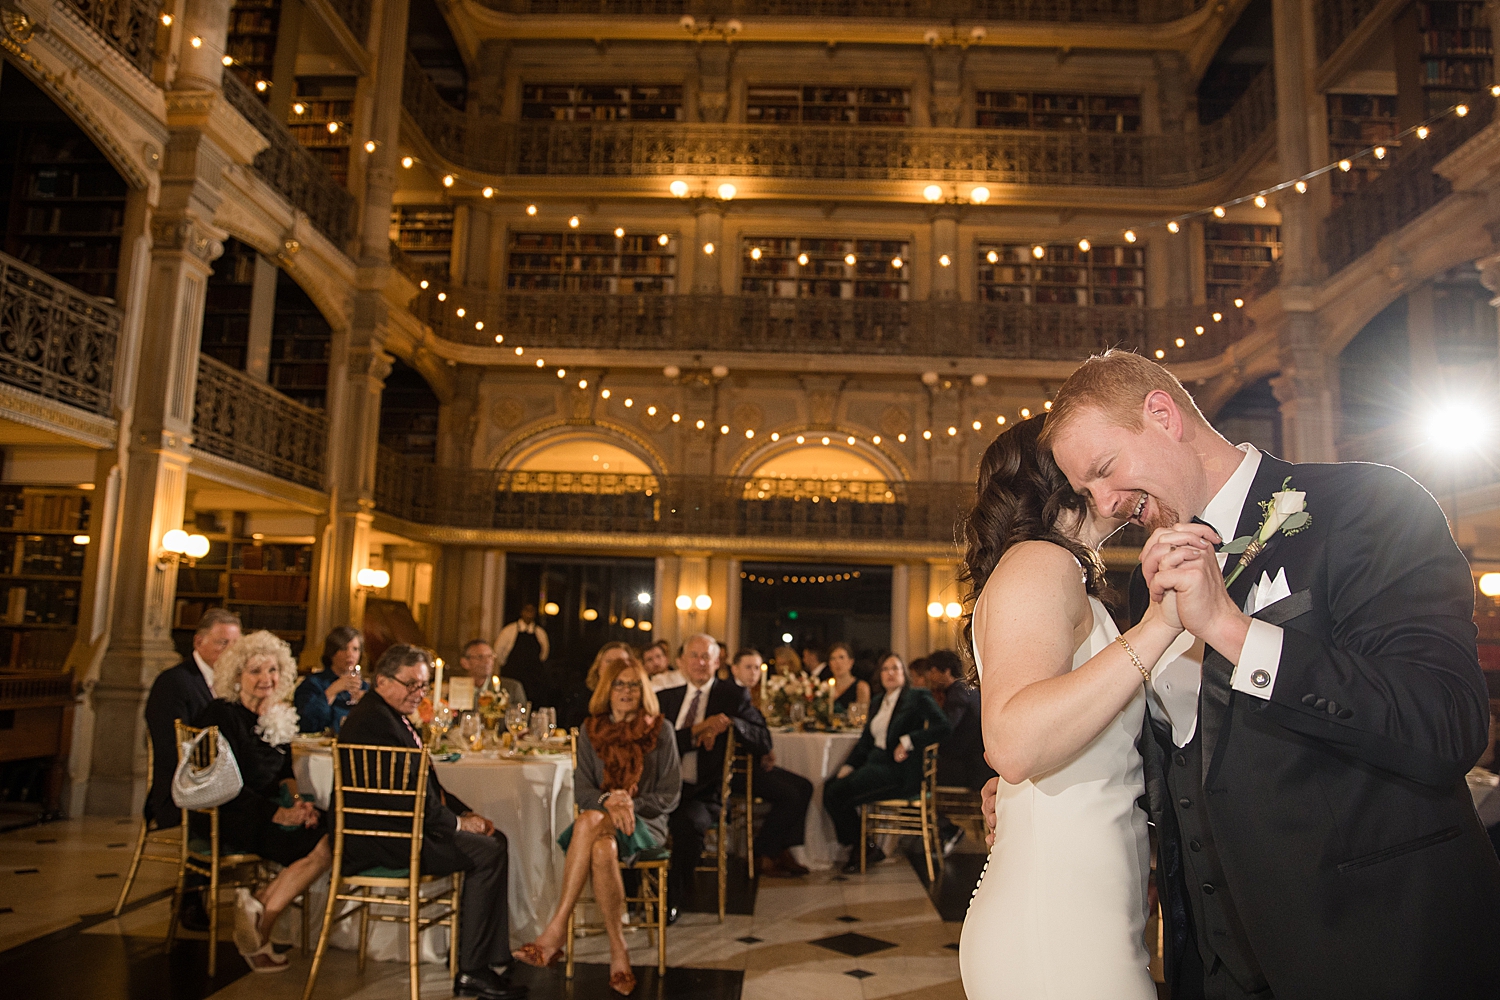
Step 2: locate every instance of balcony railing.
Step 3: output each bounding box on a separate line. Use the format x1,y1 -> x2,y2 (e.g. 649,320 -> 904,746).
222,72 -> 356,248
64,0 -> 165,77
1315,0 -> 1384,63
412,290 -> 1249,363
375,453 -> 974,542
1321,93 -> 1495,274
477,0 -> 1206,21
193,354 -> 328,488
405,63 -> 1273,189
0,251 -> 119,418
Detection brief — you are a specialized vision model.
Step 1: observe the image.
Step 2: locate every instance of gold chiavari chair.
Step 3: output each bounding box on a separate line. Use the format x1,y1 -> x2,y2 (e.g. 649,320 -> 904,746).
860,742 -> 942,881
114,732 -> 184,916
693,727 -> 739,921
303,741 -> 461,1000
564,727 -> 670,979
730,747 -> 756,879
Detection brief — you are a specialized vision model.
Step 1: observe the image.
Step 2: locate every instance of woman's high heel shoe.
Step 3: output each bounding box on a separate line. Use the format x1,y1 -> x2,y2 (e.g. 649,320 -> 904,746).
512,942 -> 564,968
243,940 -> 289,973
609,968 -> 636,995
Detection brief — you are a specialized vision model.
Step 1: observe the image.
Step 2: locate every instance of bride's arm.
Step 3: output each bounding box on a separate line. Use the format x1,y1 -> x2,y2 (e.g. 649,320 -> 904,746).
981,541 -> 1181,784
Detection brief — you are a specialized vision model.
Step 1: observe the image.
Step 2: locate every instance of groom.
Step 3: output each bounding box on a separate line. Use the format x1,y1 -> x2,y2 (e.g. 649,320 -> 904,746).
1032,350 -> 1500,1000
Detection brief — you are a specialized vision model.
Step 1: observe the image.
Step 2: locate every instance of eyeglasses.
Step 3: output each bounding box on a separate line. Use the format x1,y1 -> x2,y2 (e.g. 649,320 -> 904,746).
611,680 -> 643,691
390,676 -> 430,694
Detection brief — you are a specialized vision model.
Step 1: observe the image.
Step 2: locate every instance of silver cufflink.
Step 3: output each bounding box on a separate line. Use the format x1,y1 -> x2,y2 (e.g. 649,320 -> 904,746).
1250,669 -> 1270,689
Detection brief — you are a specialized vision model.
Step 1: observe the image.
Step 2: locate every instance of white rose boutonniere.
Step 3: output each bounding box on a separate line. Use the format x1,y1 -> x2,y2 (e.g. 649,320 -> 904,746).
1221,477 -> 1311,587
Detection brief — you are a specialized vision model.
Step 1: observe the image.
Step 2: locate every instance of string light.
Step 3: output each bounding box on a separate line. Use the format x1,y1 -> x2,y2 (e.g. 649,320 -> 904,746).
844,253 -> 856,265
624,398 -> 633,407
1167,221 -> 1180,233
721,425 -> 731,434
365,140 -> 377,153
293,102 -> 306,114
160,13 -> 172,25
402,156 -> 413,168
1295,180 -> 1308,193
922,430 -> 932,440
326,121 -> 339,134
482,186 -> 494,198
1338,159 -> 1352,172
191,36 -> 202,47
898,433 -> 907,442
672,412 -> 681,422
1031,245 -> 1046,259
1417,126 -> 1429,139
1212,206 -> 1226,218
569,216 -> 580,228
750,247 -> 762,260
442,174 -> 455,187
1374,146 -> 1387,159
704,242 -> 715,255
1254,195 -> 1267,208
602,389 -> 611,399
1124,230 -> 1137,243
658,234 -> 669,246
221,54 -> 233,66
527,204 -> 538,215
939,254 -> 951,267
986,250 -> 999,264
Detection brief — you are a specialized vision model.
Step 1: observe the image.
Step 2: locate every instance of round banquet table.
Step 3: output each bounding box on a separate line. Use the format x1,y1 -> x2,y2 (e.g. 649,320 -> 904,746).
767,729 -> 861,871
292,742 -> 573,959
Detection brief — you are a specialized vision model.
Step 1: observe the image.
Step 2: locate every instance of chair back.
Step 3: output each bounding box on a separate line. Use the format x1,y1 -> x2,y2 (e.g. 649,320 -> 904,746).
716,727 -> 738,805
568,727 -> 580,818
330,740 -> 432,876
172,720 -> 219,824
921,742 -> 939,801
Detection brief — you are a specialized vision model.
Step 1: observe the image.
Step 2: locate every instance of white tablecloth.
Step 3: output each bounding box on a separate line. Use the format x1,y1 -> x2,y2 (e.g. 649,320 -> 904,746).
769,730 -> 861,870
292,746 -> 573,960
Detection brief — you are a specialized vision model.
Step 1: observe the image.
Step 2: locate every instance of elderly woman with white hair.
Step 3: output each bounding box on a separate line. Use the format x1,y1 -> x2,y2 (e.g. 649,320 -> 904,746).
192,629 -> 331,972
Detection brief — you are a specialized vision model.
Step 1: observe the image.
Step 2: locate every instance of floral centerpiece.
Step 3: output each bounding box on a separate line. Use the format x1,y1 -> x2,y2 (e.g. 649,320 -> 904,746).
765,671 -> 816,725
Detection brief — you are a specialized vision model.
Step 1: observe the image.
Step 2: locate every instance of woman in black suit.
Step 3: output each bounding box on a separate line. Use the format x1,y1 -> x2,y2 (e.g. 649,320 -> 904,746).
822,652 -> 952,872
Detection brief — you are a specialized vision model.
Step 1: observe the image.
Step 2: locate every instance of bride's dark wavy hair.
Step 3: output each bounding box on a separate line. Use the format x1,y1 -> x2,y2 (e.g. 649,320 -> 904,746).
958,413 -> 1107,683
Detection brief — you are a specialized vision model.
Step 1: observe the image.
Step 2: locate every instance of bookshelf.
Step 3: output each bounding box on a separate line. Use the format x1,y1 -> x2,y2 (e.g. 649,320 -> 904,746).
976,90 -> 1142,132
977,244 -> 1144,306
391,205 -> 455,279
1418,1 -> 1493,116
201,239 -> 259,370
1204,224 -> 1281,308
506,231 -> 678,294
520,84 -> 684,121
0,486 -> 90,672
745,86 -> 911,125
269,269 -> 331,410
1326,94 -> 1399,201
378,358 -> 441,461
288,81 -> 354,188
740,237 -> 911,300
225,0 -> 279,99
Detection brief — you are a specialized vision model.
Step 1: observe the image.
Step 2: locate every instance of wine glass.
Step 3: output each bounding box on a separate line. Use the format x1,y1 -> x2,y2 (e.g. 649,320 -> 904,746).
459,711 -> 482,751
506,703 -> 531,746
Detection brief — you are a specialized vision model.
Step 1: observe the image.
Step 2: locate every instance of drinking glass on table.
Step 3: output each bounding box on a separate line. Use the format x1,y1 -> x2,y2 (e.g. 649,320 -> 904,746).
506,703 -> 531,745
459,710 -> 482,751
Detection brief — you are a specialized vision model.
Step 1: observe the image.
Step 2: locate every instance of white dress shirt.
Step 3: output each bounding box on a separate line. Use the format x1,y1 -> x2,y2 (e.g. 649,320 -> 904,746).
650,668 -> 686,692
673,677 -> 714,783
1147,443 -> 1287,747
192,650 -> 215,691
870,688 -> 898,750
493,619 -> 549,666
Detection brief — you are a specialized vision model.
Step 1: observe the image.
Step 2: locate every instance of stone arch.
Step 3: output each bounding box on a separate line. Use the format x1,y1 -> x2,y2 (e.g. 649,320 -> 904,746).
729,432 -> 907,482
489,421 -> 667,476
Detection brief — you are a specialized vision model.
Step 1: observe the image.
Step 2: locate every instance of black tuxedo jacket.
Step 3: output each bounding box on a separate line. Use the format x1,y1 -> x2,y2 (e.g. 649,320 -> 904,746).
335,695 -> 476,877
934,681 -> 994,791
656,679 -> 772,799
846,685 -> 953,789
143,657 -> 214,826
1132,453 -> 1500,1000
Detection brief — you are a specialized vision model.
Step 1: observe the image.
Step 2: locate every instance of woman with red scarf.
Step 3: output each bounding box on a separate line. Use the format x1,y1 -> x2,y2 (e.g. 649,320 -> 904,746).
513,649 -> 681,994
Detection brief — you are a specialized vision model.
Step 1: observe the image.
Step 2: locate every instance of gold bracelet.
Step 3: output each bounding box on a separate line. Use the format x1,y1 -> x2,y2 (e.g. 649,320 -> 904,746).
1115,634 -> 1151,684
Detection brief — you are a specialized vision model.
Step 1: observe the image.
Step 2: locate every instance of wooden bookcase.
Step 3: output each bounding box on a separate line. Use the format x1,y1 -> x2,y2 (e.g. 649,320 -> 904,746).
391,204 -> 455,279
977,244 -> 1144,306
745,86 -> 911,125
201,240 -> 258,370
378,358 -> 441,461
1419,1 -> 1493,115
269,269 -> 331,410
226,0 -> 279,97
740,237 -> 911,300
0,486 -> 90,672
520,84 -> 684,121
288,83 -> 354,188
1204,224 -> 1281,307
506,231 -> 678,294
1326,94 -> 1399,201
975,90 -> 1141,132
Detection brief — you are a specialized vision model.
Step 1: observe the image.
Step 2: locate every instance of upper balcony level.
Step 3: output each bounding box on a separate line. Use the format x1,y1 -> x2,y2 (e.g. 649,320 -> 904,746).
471,0 -> 1208,22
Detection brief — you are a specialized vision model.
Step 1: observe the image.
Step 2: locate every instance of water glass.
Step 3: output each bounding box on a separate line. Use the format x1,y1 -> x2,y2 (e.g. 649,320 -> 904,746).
459,711 -> 482,749
789,701 -> 806,725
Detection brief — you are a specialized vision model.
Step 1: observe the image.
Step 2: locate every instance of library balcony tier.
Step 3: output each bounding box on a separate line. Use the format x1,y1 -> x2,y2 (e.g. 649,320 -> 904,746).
1316,0 -> 1386,62
0,251 -> 119,418
410,288 -> 1250,363
402,61 -> 1274,189
222,72 -> 356,248
191,353 -> 329,489
472,0 -> 1207,21
374,456 -> 975,544
60,0 -> 165,77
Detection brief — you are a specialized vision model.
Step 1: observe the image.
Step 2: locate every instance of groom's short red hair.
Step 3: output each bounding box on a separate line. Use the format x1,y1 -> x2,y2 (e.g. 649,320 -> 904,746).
1038,349 -> 1208,448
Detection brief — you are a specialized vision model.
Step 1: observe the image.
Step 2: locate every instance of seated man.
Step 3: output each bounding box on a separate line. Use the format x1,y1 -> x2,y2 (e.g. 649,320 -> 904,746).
923,649 -> 996,854
727,648 -> 813,877
460,638 -> 526,707
657,634 -> 773,917
645,639 -> 684,691
339,644 -> 526,1000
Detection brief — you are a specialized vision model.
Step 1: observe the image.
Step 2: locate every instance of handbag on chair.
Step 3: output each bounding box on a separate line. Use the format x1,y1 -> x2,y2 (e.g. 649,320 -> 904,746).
172,728 -> 243,810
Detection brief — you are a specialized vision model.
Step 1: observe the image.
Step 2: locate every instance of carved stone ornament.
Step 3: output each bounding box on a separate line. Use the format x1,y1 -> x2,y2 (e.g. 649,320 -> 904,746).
491,397 -> 525,429
1,6 -> 33,45
568,388 -> 594,423
151,217 -> 224,263
731,402 -> 763,432
880,406 -> 910,437
809,391 -> 838,427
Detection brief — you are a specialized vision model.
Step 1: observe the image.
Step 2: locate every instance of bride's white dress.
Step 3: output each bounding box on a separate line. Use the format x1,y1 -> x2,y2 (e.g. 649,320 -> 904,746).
959,588 -> 1155,1000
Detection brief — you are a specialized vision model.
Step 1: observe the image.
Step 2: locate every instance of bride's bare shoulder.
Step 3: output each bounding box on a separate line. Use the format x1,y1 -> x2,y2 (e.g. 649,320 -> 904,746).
983,540 -> 1089,609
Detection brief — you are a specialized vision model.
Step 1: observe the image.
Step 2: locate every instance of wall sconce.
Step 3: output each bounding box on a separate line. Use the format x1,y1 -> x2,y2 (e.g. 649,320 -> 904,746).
543,601 -> 561,616
159,529 -> 209,569
356,567 -> 390,591
1480,572 -> 1500,598
927,601 -> 963,622
676,594 -> 713,614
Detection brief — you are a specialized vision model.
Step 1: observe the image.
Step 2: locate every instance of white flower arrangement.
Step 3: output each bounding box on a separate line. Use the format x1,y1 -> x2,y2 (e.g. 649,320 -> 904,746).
255,701 -> 301,747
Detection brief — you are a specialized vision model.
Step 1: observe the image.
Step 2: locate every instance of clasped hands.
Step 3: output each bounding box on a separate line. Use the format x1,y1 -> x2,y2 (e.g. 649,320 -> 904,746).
1140,521 -> 1252,660
459,811 -> 495,835
272,799 -> 320,828
690,712 -> 732,750
602,786 -> 637,836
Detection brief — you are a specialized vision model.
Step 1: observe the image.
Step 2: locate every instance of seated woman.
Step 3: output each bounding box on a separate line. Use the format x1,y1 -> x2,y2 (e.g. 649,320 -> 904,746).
193,630 -> 332,972
293,625 -> 366,734
514,652 -> 681,996
827,642 -> 870,716
772,644 -> 802,678
822,652 -> 952,873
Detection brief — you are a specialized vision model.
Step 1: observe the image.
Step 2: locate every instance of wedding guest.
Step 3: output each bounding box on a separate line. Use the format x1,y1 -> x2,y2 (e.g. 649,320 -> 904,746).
823,652 -> 952,872
193,630 -> 331,973
802,643 -> 829,681
772,645 -> 802,677
294,626 -> 367,734
657,634 -> 773,915
495,603 -> 551,705
339,644 -> 526,1000
923,648 -> 995,854
907,657 -> 931,690
585,642 -> 637,692
728,648 -> 814,877
645,639 -> 685,691
461,639 -> 526,707
827,642 -> 871,715
513,656 -> 679,995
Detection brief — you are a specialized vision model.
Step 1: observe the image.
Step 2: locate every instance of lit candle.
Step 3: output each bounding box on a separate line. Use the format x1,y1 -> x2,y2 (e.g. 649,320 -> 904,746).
433,657 -> 444,708
760,662 -> 768,700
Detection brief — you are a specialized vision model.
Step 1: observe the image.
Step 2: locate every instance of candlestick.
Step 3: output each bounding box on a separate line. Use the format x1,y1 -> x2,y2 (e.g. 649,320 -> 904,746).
433,657 -> 444,709
760,662 -> 768,701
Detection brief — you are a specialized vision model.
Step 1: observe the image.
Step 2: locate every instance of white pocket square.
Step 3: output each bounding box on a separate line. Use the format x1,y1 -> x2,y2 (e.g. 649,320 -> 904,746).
1250,568 -> 1292,614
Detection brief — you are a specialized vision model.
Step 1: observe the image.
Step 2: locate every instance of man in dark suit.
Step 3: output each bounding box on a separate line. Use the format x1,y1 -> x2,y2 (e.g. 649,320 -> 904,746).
656,633 -> 772,915
922,649 -> 994,854
338,644 -> 526,1000
1041,349 -> 1500,1000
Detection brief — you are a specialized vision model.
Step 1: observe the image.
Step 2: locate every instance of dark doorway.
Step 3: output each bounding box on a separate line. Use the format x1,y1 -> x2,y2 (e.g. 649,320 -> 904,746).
739,563 -> 892,677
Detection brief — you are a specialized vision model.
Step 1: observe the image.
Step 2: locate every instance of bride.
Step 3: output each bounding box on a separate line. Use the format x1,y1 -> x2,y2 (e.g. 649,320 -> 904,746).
958,414 -> 1195,999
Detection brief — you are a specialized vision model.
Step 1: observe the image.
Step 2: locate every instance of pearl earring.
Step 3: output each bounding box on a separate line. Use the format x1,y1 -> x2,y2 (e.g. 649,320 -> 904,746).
234,683 -> 241,692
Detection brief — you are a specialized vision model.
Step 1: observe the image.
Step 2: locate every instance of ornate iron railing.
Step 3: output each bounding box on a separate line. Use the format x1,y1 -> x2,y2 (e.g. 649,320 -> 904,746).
222,72 -> 357,248
1315,0 -> 1385,62
63,0 -> 165,77
326,0 -> 370,43
375,452 -> 974,542
1321,93 -> 1495,274
412,289 -> 1249,363
478,0 -> 1205,21
0,252 -> 119,417
405,64 -> 1273,188
192,354 -> 328,488
387,239 -> 430,287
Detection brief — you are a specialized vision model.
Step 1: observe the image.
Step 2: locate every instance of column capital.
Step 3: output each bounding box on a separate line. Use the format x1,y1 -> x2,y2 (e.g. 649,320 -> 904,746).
150,215 -> 225,265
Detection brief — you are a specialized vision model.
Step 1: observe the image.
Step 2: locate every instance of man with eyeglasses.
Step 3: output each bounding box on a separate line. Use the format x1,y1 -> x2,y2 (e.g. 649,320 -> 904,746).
340,644 -> 526,1000
459,638 -> 527,708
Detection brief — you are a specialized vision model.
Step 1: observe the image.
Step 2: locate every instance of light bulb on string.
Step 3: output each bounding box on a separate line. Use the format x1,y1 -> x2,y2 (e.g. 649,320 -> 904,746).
364,140 -> 376,153
1374,146 -> 1387,159
482,186 -> 494,198
1234,298 -> 1245,308
526,204 -> 538,215
221,54 -> 234,66
1457,104 -> 1470,117
658,234 -> 669,246
1338,159 -> 1352,172
1255,195 -> 1267,208
1295,180 -> 1308,193
1175,338 -> 1186,347
1167,221 -> 1180,234
1417,126 -> 1430,139
1078,238 -> 1091,252
844,253 -> 856,265
293,102 -> 306,115
1031,245 -> 1046,259
443,174 -> 455,187
569,216 -> 580,228
256,80 -> 269,92
986,250 -> 999,264
401,156 -> 413,168
1213,206 -> 1226,218
514,346 -> 523,355
938,254 -> 951,267
750,247 -> 762,260
1123,230 -> 1137,243
601,389 -> 611,399
326,121 -> 340,134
